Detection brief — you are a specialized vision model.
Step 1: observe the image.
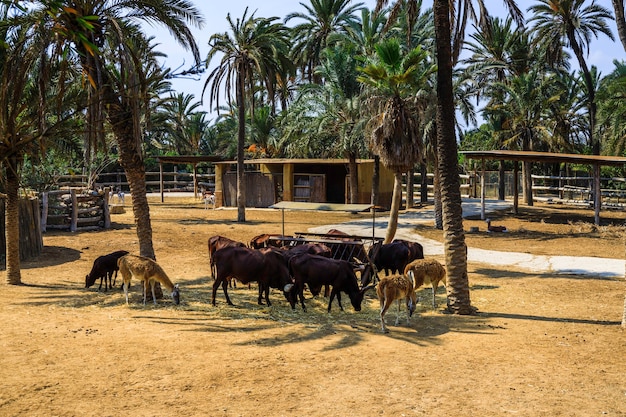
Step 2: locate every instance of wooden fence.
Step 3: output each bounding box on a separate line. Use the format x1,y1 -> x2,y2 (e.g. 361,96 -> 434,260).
0,197 -> 43,265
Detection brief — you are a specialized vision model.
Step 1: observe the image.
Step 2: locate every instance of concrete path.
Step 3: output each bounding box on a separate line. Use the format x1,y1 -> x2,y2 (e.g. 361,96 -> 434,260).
308,198 -> 624,279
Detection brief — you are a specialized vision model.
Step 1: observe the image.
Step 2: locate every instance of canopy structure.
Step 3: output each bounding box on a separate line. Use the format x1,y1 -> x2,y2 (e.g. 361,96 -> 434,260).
270,201 -> 374,237
154,155 -> 223,202
460,150 -> 626,225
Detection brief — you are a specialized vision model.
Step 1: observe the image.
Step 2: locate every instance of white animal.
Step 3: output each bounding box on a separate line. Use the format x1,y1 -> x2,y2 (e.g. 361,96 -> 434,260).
203,191 -> 215,209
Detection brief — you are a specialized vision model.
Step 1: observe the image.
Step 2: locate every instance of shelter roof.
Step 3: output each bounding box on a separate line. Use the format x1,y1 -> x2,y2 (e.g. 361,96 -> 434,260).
154,155 -> 224,164
460,150 -> 626,166
214,158 -> 375,165
270,201 -> 373,212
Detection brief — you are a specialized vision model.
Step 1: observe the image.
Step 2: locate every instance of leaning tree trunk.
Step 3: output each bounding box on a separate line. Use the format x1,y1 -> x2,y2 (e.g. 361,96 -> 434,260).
383,172 -> 403,244
108,107 -> 161,299
236,69 -> 246,223
4,156 -> 22,285
434,0 -> 472,315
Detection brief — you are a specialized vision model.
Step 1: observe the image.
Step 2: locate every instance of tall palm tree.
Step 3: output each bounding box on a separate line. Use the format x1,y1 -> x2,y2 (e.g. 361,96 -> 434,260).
376,0 -> 521,314
286,0 -> 364,83
204,8 -> 291,222
0,5 -> 84,284
358,38 -> 435,243
610,0 -> 626,51
42,0 -> 204,260
529,0 -> 614,155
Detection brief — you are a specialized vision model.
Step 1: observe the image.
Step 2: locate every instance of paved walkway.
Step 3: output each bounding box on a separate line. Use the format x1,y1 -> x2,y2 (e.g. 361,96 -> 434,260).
308,199 -> 624,279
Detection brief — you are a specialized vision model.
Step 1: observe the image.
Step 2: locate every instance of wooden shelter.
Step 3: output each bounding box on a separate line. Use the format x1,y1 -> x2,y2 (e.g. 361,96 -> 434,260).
213,158 -> 395,209
461,150 -> 626,225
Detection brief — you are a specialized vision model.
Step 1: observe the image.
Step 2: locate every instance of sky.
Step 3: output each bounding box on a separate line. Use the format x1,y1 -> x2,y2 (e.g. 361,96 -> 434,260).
142,0 -> 626,124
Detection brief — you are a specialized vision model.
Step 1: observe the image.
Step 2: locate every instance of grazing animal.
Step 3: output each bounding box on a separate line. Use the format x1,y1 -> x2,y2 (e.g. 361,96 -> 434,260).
404,258 -> 447,309
85,250 -> 129,291
363,241 -> 410,286
283,243 -> 332,296
393,239 -> 424,263
207,235 -> 246,280
249,233 -> 284,249
288,253 -> 373,312
117,255 -> 180,306
211,246 -> 294,307
376,273 -> 418,333
486,219 -> 507,232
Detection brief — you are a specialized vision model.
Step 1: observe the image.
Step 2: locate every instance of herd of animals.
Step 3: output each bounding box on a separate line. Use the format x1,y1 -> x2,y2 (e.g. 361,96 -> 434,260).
85,233 -> 447,333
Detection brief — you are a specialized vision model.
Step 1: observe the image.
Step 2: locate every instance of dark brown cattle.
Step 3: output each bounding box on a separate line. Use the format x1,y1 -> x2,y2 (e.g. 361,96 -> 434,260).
362,241 -> 410,287
393,239 -> 424,264
85,250 -> 130,291
284,243 -> 332,297
211,246 -> 295,307
288,253 -> 373,312
208,235 -> 246,279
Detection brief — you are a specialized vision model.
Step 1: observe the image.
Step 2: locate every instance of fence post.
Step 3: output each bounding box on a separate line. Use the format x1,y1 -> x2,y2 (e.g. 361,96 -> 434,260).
103,187 -> 111,228
41,192 -> 48,233
70,189 -> 78,232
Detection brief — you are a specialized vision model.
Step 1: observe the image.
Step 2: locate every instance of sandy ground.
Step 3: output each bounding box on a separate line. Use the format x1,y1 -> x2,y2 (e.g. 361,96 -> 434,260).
1,197 -> 625,417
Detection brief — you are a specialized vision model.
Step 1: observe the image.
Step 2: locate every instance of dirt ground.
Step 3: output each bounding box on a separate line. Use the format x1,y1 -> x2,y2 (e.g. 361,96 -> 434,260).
1,197 -> 625,417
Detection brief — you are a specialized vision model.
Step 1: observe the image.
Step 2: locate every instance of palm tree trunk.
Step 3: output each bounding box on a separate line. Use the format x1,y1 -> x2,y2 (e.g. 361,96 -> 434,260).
4,157 -> 22,285
434,0 -> 472,314
406,168 -> 414,209
613,0 -> 626,52
420,162 -> 428,203
371,155 -> 380,208
383,172 -> 403,244
348,153 -> 358,204
236,68 -> 246,223
434,164 -> 443,230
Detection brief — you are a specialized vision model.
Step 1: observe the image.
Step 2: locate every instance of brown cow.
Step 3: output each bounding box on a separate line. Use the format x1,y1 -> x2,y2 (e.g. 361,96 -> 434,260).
288,253 -> 373,312
207,235 -> 246,281
211,246 -> 295,307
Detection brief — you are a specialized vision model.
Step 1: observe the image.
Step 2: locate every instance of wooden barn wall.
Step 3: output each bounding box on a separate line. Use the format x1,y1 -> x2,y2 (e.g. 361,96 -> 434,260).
223,172 -> 275,207
0,198 -> 43,267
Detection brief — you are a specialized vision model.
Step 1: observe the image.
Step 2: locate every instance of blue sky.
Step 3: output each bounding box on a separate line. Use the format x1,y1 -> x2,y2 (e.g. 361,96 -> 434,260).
142,0 -> 625,124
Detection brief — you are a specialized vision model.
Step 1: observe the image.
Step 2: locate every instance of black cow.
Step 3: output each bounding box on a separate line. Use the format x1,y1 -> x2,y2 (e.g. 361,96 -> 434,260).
288,253 -> 373,312
211,246 -> 294,307
85,250 -> 130,291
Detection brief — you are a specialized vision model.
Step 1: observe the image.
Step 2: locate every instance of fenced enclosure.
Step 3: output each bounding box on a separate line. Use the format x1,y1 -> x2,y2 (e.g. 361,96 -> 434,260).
40,189 -> 111,232
0,197 -> 43,266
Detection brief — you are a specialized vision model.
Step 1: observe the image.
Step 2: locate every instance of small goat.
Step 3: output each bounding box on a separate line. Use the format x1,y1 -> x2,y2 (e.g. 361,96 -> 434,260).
376,274 -> 417,333
117,255 -> 180,306
85,250 -> 129,291
404,258 -> 447,309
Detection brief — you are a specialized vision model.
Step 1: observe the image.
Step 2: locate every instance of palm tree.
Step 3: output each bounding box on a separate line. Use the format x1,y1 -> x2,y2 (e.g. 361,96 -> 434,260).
42,0 -> 204,260
358,38 -> 435,243
610,0 -> 626,51
484,71 -> 560,205
203,8 -> 291,222
375,0 -> 522,314
0,5 -> 84,284
597,60 -> 626,155
529,0 -> 614,155
286,0 -> 364,83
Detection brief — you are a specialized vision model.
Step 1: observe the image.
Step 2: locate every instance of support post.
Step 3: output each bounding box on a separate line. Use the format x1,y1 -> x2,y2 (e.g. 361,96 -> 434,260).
480,158 -> 486,220
594,163 -> 601,225
160,162 -> 164,203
